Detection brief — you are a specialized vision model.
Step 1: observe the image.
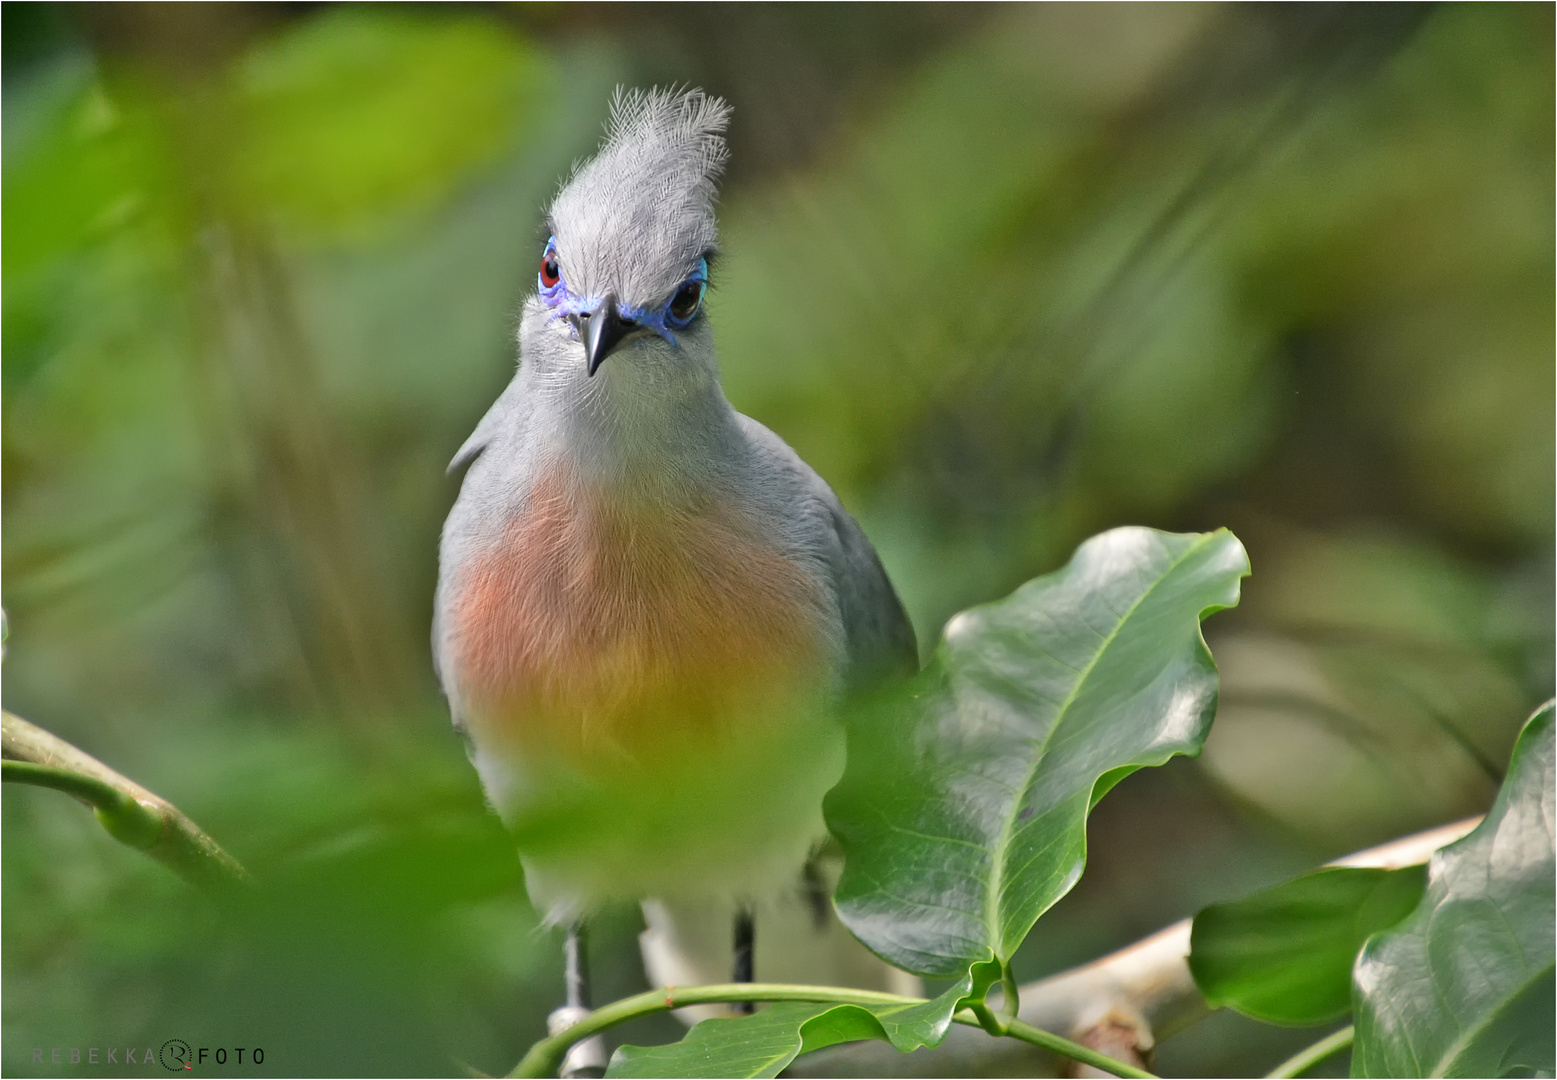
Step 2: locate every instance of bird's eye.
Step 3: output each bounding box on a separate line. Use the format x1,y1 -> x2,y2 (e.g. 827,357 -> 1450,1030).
539,253 -> 560,291
665,259 -> 709,328
668,280 -> 704,323
538,241 -> 561,292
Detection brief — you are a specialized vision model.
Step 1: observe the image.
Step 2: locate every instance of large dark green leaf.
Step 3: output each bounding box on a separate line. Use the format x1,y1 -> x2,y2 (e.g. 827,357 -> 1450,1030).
1352,702 -> 1555,1078
1189,865 -> 1427,1025
827,527 -> 1249,980
606,969 -> 997,1079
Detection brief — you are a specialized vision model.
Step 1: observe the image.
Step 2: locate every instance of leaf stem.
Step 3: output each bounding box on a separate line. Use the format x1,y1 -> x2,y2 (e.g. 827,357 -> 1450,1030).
1264,1025 -> 1354,1078
3,711 -> 250,890
3,759 -> 163,848
508,983 -> 1156,1079
969,1000 -> 1010,1037
1000,961 -> 1022,1022
998,1015 -> 1155,1078
509,985 -> 908,1078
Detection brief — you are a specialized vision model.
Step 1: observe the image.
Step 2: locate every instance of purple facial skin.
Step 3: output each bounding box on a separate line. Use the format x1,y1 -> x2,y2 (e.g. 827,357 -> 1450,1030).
538,236 -> 708,347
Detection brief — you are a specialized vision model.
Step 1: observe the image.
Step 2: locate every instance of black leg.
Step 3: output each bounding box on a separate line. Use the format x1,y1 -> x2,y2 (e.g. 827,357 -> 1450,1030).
733,907 -> 755,1014
565,920 -> 591,1010
802,859 -> 831,930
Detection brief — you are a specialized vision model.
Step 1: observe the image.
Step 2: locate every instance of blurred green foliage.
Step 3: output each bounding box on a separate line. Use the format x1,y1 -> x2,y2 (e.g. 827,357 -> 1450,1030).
3,3 -> 1551,1076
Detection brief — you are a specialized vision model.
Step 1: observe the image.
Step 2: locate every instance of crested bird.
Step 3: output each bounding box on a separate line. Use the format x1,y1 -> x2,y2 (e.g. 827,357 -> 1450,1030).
434,88 -> 918,1073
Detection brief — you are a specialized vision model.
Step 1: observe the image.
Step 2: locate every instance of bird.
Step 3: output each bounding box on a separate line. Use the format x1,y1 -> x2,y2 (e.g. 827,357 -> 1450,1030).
433,87 -> 919,1073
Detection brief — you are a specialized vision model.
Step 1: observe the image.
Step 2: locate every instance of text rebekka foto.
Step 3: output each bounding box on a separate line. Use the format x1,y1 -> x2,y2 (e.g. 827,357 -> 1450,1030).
29,1045 -> 265,1067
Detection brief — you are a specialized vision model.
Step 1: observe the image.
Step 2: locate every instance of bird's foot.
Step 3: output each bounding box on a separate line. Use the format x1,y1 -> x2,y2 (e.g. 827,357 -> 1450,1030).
548,1006 -> 608,1079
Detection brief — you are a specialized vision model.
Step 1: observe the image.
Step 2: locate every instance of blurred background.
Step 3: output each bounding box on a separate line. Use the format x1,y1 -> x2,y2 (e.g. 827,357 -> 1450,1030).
3,3 -> 1551,1076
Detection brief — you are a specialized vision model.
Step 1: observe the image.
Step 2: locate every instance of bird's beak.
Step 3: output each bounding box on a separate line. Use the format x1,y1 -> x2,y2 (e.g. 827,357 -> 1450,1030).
569,295 -> 636,377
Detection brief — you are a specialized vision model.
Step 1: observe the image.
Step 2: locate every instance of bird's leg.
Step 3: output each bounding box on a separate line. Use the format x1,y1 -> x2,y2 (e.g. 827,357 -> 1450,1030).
802,858 -> 831,930
732,907 -> 755,1015
550,920 -> 607,1078
565,920 -> 591,1011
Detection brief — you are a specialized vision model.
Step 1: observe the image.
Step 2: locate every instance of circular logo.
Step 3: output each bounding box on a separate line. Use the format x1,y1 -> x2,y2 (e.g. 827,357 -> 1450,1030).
159,1039 -> 192,1072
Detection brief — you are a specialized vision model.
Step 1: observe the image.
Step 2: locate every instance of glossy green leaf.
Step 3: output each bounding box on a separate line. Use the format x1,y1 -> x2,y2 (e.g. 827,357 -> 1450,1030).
1189,865 -> 1427,1025
606,972 -> 991,1079
1352,702 -> 1555,1078
828,527 -> 1249,978
607,1003 -> 829,1080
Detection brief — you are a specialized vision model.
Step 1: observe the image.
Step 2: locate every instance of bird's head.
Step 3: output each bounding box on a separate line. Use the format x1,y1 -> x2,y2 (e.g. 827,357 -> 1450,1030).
522,88 -> 730,390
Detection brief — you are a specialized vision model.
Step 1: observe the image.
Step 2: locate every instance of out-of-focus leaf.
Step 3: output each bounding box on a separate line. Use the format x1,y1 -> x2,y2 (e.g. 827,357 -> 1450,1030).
1189,865 -> 1426,1026
1204,530 -> 1529,849
1,74 -> 168,280
1229,3 -> 1555,549
1079,258 -> 1283,514
234,10 -> 543,237
1,722 -> 544,1077
827,527 -> 1248,978
1352,703 -> 1555,1078
606,970 -> 995,1079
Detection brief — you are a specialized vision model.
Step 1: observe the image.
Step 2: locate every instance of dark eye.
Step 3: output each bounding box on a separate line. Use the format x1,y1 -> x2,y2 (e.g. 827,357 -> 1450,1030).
539,246 -> 560,291
667,280 -> 704,324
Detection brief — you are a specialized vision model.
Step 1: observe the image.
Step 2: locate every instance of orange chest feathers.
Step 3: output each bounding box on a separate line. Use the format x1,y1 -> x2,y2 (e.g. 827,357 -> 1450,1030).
448,469 -> 829,759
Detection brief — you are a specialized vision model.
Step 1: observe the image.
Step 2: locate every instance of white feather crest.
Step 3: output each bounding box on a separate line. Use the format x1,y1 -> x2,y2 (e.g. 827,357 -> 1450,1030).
602,86 -> 731,192
547,87 -> 732,303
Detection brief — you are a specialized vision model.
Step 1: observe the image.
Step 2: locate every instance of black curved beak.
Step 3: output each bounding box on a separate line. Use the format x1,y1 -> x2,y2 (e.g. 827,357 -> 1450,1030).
569,295 -> 636,376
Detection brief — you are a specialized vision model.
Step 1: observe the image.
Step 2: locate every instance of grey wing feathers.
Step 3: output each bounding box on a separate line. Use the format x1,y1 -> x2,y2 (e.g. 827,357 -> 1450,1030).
825,500 -> 919,692
736,415 -> 918,692
438,371 -> 526,739
447,372 -> 523,474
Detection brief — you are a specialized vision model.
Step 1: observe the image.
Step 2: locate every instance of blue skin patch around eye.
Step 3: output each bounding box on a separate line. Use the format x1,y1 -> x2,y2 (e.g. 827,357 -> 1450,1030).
538,237 -> 708,346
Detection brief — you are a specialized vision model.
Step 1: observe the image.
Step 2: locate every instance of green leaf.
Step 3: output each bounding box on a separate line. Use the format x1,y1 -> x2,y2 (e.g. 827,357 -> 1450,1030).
2,75 -> 169,279
1352,702 -> 1555,1078
1189,865 -> 1427,1026
827,527 -> 1249,978
234,10 -> 544,238
605,975 -> 987,1079
606,1003 -> 829,1080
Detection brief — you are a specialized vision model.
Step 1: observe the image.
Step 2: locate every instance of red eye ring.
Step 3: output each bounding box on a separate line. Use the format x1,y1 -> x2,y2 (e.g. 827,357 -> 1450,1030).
539,252 -> 560,290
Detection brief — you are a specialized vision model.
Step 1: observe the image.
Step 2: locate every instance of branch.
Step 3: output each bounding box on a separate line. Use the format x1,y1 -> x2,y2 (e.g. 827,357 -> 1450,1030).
509,984 -> 1155,1080
789,816 -> 1481,1077
2,710 -> 251,891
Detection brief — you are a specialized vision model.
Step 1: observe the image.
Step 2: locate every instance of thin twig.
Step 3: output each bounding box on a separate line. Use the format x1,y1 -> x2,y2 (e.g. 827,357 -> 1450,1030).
1000,1016 -> 1154,1079
510,984 -> 919,1078
2,711 -> 250,890
1264,1025 -> 1354,1078
507,983 -> 1154,1080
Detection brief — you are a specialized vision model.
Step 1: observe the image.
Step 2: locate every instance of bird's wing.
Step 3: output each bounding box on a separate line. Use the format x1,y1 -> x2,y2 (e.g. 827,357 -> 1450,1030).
436,369 -> 528,735
447,370 -> 524,474
737,416 -> 918,693
823,488 -> 920,690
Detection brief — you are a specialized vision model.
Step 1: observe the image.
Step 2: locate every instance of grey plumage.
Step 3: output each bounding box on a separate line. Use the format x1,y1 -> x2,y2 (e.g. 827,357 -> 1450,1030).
433,88 -> 916,996
549,88 -> 729,306
733,414 -> 918,693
